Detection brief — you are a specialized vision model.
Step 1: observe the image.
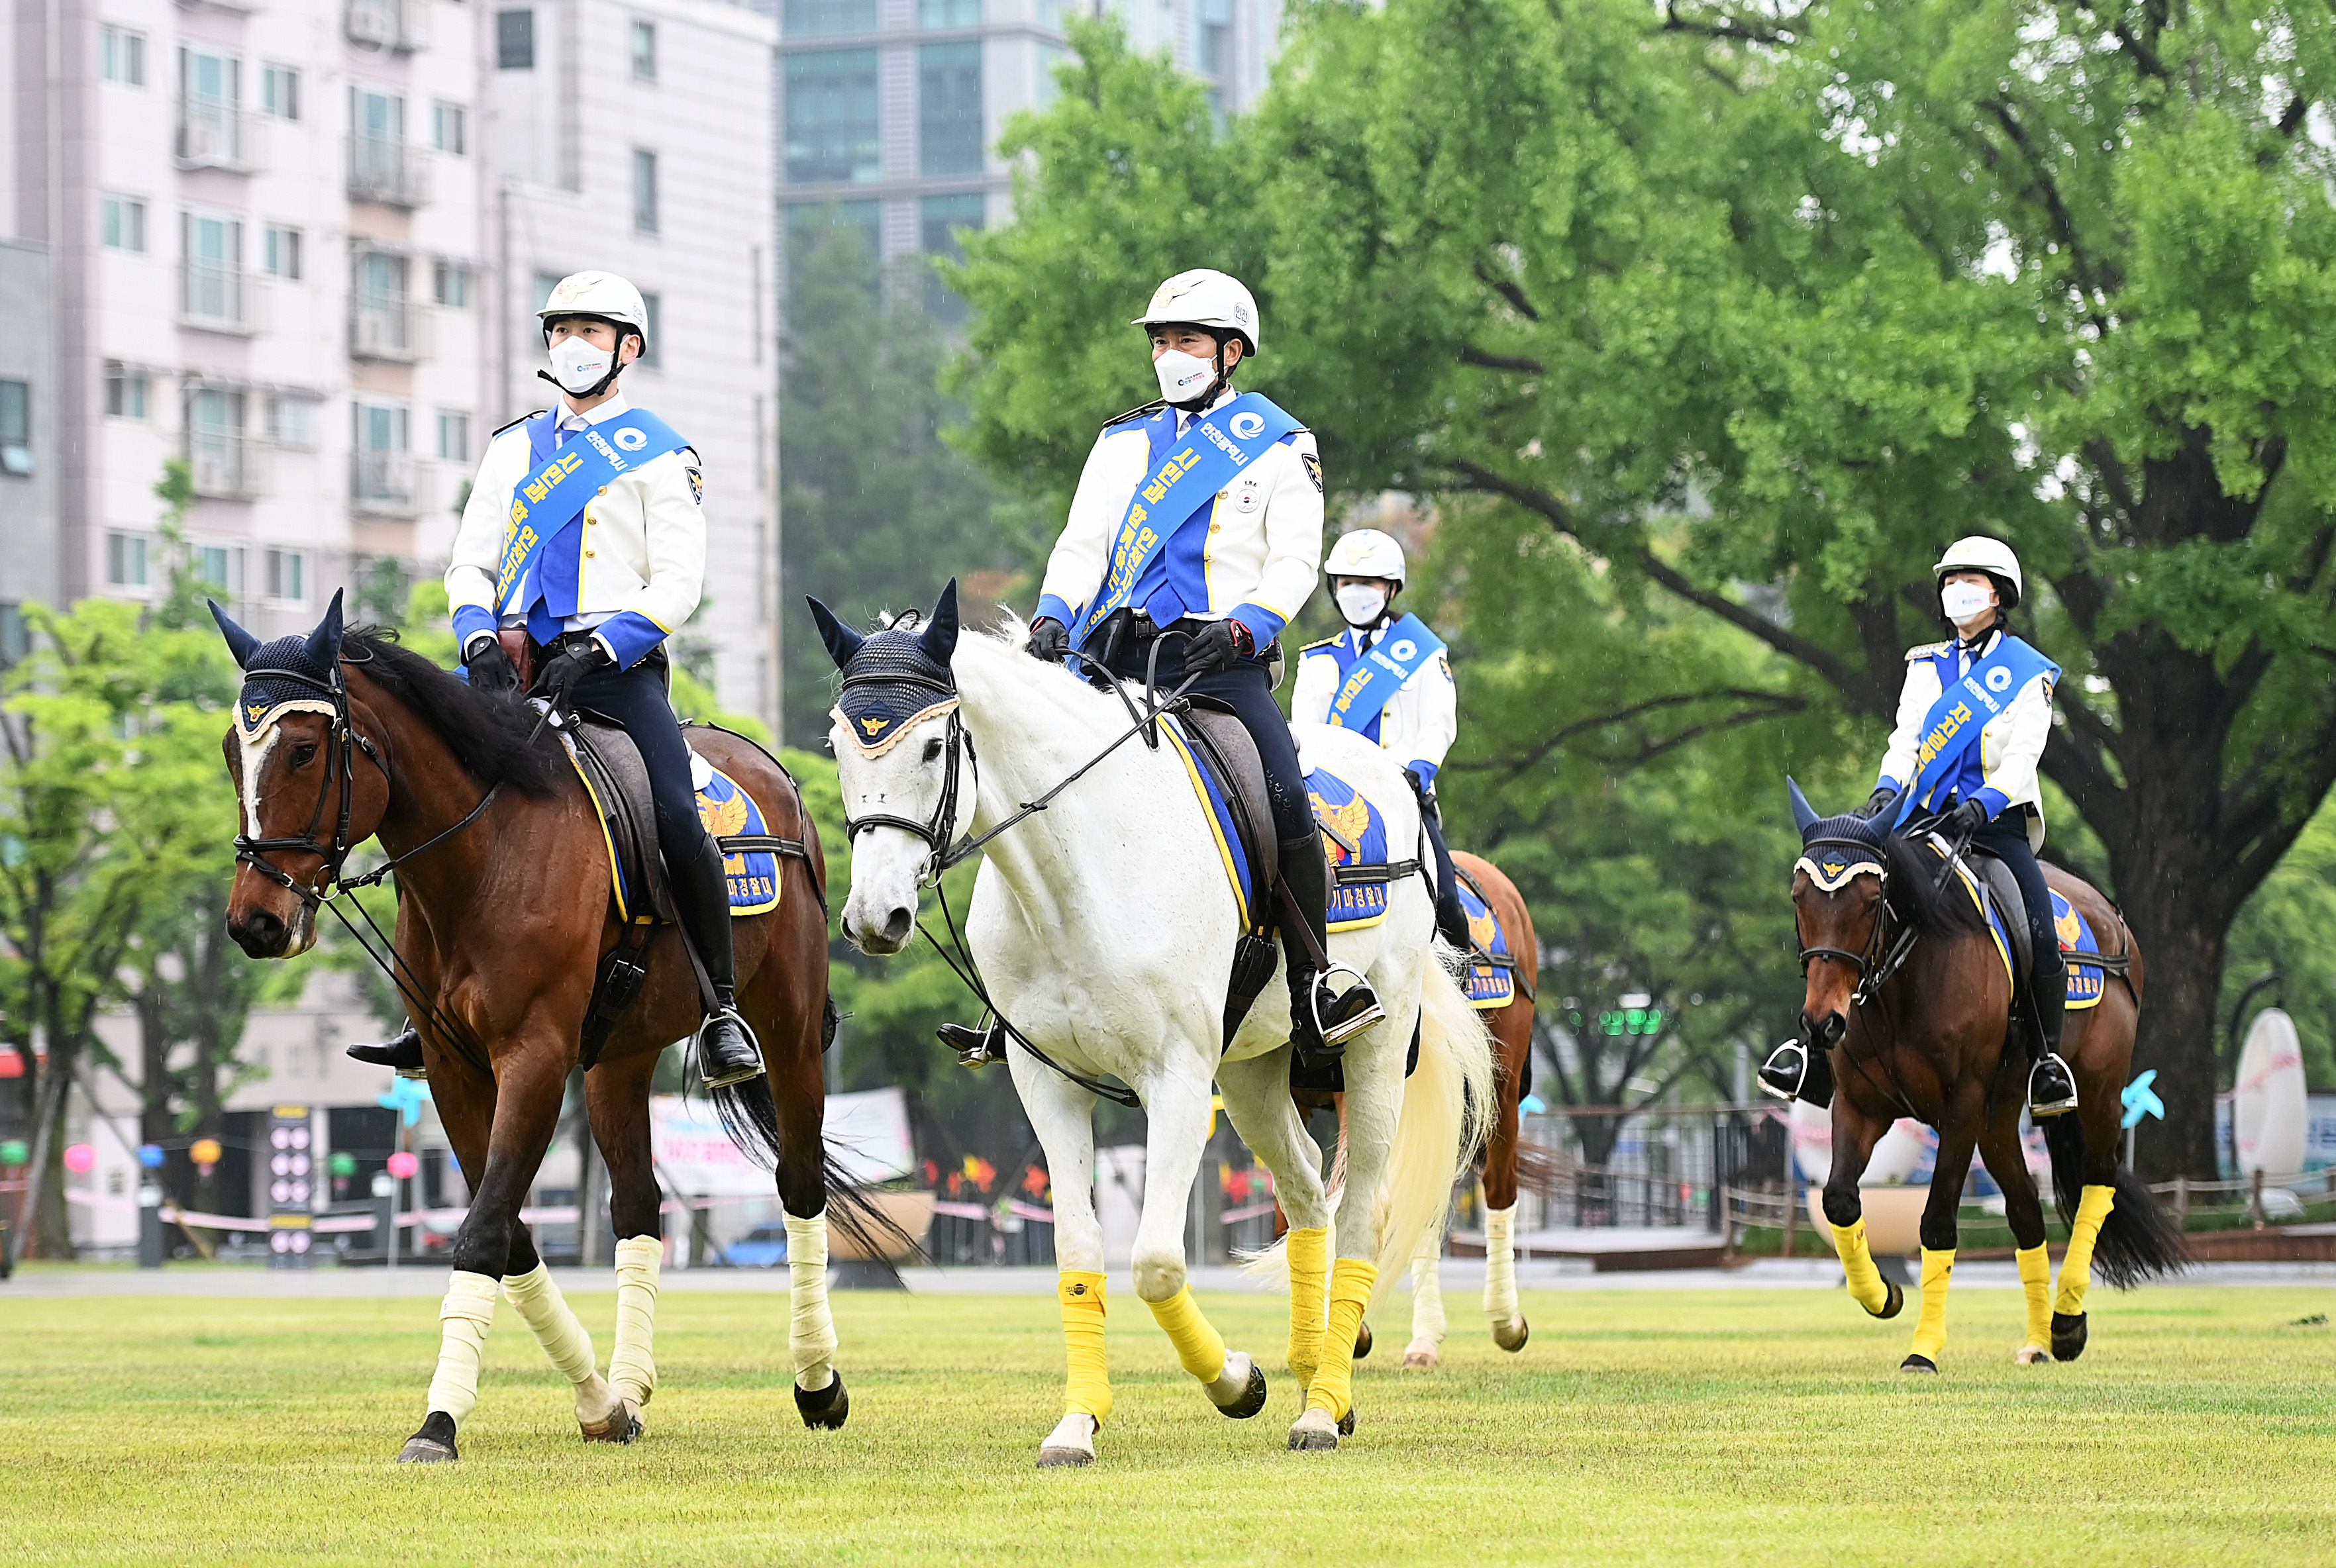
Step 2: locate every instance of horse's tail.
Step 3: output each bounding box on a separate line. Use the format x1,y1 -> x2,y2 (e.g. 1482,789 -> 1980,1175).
2041,1112 -> 2190,1289
708,1075 -> 917,1268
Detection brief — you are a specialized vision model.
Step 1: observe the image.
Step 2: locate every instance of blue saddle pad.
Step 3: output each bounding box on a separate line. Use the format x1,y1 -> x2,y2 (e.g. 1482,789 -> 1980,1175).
697,765 -> 782,915
2053,889 -> 2106,1011
1456,878 -> 1515,1009
1308,767 -> 1393,931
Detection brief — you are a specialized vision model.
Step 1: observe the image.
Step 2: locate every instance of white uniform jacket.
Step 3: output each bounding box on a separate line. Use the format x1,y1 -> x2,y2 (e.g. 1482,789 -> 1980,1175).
1291,624 -> 1459,787
1876,627 -> 2055,850
444,391 -> 705,669
1032,385 -> 1324,648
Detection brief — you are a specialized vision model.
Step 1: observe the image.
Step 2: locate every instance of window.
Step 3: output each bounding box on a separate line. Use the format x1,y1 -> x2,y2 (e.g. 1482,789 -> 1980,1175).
193,546 -> 242,596
919,0 -> 979,26
261,64 -> 299,120
264,549 -> 307,605
534,270 -> 565,311
263,225 -> 302,279
101,195 -> 146,252
265,395 -> 317,449
181,48 -> 239,109
183,213 -> 244,324
0,381 -> 28,477
633,149 -> 658,234
436,411 -> 472,462
638,292 -> 661,367
0,603 -> 26,668
631,19 -> 656,79
356,402 -> 407,454
187,388 -> 250,496
920,191 -> 984,324
105,364 -> 149,419
786,199 -> 882,283
353,87 -> 405,145
434,262 -> 472,307
357,250 -> 407,305
918,42 -> 983,176
783,0 -> 875,36
102,26 -> 145,85
432,102 -> 466,155
109,533 -> 151,589
1197,0 -> 1230,79
785,50 -> 879,184
497,9 -> 534,70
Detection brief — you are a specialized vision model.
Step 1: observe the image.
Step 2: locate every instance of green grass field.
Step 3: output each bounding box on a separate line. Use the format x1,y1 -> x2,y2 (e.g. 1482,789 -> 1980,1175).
2,1278 -> 2331,1565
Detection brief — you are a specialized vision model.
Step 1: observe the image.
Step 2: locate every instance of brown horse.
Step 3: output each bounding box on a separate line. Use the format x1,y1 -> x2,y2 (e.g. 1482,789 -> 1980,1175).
1788,780 -> 2185,1371
211,594 -> 857,1461
1290,850 -> 1540,1369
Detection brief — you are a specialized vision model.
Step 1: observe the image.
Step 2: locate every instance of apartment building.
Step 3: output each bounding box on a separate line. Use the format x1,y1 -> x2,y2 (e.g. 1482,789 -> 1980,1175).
764,0 -> 1284,296
1,0 -> 780,725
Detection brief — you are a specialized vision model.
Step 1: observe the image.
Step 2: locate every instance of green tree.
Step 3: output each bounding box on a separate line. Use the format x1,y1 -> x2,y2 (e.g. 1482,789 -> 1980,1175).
2219,798 -> 2336,1090
954,2 -> 2336,1177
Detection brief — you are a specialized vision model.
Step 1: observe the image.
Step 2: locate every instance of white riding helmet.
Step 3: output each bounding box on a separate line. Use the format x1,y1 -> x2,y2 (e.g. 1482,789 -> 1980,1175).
1933,535 -> 2024,610
1132,268 -> 1261,356
1324,528 -> 1407,585
538,270 -> 651,352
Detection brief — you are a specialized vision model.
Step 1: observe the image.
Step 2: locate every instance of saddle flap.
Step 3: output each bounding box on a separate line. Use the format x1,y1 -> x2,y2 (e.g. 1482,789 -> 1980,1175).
1970,851 -> 2032,980
1179,706 -> 1276,920
563,714 -> 675,925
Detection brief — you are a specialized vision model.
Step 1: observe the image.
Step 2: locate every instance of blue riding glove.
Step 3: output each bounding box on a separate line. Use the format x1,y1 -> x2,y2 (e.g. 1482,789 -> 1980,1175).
537,640 -> 613,707
1186,617 -> 1253,677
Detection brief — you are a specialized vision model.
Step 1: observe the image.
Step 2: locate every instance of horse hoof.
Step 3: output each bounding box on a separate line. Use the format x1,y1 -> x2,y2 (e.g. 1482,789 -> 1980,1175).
1287,1409 -> 1340,1451
1213,1356 -> 1269,1420
1869,1280 -> 1905,1321
1492,1317 -> 1530,1353
795,1369 -> 849,1430
1352,1320 -> 1373,1359
2013,1344 -> 2050,1365
1036,1446 -> 1094,1469
580,1400 -> 642,1444
2051,1312 -> 2088,1363
1899,1353 -> 1939,1375
397,1410 -> 459,1463
1338,1404 -> 1356,1438
1400,1339 -> 1441,1370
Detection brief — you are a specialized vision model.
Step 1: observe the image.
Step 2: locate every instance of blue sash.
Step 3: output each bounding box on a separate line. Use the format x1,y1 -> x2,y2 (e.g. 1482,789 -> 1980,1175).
1066,393 -> 1302,654
1325,614 -> 1446,735
1894,634 -> 2060,827
496,409 -> 687,615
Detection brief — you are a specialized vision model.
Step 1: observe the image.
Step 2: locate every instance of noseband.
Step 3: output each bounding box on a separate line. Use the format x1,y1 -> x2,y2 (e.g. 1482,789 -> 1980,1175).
1793,832 -> 1908,1010
234,658 -> 388,908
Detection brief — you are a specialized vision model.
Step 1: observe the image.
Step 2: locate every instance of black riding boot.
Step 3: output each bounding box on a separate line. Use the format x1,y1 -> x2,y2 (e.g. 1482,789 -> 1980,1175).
1278,834 -> 1382,1062
672,836 -> 764,1089
1419,801 -> 1472,952
347,1022 -> 426,1079
2027,958 -> 2076,1118
1756,1038 -> 1835,1108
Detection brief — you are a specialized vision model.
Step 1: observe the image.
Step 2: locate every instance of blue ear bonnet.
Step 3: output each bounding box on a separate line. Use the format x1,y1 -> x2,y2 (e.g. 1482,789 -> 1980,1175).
835,623 -> 956,751
1802,812 -> 1884,851
234,633 -> 343,738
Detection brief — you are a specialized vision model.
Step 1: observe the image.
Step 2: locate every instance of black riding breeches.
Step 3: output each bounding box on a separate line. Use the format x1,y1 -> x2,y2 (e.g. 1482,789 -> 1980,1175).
1099,631 -> 1312,841
1970,818 -> 2064,990
568,654 -> 710,863
1417,783 -> 1459,906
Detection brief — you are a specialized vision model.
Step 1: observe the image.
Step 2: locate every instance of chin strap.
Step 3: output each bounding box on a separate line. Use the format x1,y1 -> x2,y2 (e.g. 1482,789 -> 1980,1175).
537,365 -> 625,402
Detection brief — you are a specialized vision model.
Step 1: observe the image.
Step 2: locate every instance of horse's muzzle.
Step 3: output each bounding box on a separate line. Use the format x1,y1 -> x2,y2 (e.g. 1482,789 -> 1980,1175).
1800,1010 -> 1847,1048
840,904 -> 914,957
227,901 -> 314,959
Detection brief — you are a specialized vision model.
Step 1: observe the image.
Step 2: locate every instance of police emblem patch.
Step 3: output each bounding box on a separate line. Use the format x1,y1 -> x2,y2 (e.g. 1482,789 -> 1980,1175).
686,466 -> 703,504
1301,452 -> 1323,493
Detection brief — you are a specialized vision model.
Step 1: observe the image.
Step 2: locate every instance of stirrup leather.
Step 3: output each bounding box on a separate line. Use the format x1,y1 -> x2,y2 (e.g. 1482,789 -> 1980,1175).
1756,1039 -> 1807,1102
1313,963 -> 1384,1050
2027,1052 -> 2079,1118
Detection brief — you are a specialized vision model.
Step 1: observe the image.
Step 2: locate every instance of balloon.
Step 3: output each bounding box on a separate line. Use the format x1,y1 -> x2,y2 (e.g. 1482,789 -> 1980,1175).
0,1139 -> 28,1166
190,1137 -> 223,1168
387,1151 -> 419,1179
137,1143 -> 166,1169
62,1143 -> 97,1174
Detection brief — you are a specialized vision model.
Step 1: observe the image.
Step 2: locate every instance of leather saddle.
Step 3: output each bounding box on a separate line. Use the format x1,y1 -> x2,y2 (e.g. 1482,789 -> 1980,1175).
1174,698 -> 1283,1046
1959,844 -> 2033,979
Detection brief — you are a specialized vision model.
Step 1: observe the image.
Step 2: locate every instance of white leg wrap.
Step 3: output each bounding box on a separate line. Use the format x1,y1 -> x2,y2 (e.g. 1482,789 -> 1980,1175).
424,1271 -> 500,1422
1410,1250 -> 1448,1346
609,1236 -> 662,1410
786,1211 -> 839,1393
504,1263 -> 619,1427
1484,1204 -> 1520,1327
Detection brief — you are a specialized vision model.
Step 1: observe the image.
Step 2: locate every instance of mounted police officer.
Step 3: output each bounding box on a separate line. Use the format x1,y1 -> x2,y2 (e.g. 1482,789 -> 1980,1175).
1019,268 -> 1382,1059
1291,528 -> 1470,952
1760,536 -> 2078,1118
346,270 -> 764,1090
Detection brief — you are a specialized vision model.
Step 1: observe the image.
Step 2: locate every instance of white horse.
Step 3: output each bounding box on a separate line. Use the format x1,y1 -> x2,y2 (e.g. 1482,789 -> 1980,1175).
813,583 -> 1492,1462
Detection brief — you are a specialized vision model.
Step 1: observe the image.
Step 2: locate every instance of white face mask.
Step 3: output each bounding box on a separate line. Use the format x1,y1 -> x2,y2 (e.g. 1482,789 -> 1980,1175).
1941,581 -> 1996,624
548,334 -> 617,395
1154,348 -> 1218,405
1337,583 -> 1390,628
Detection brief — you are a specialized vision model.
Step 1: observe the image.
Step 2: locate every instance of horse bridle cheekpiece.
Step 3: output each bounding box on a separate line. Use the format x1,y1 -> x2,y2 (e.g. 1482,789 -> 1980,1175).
210,591 -> 388,907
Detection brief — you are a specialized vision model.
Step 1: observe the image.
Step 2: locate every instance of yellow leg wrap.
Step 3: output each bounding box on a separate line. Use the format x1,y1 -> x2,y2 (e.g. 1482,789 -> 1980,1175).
784,1212 -> 838,1393
1306,1257 -> 1378,1422
1146,1285 -> 1228,1383
1286,1226 -> 1329,1389
503,1264 -> 599,1387
1831,1216 -> 1890,1315
2053,1184 -> 2115,1317
1907,1247 -> 1954,1361
1058,1271 -> 1111,1423
2017,1244 -> 2052,1353
424,1270 -> 500,1421
609,1235 -> 662,1410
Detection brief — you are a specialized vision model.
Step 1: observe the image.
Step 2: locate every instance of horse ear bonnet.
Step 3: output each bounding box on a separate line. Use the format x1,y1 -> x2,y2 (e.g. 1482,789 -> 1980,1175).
229,592 -> 348,740
831,591 -> 959,752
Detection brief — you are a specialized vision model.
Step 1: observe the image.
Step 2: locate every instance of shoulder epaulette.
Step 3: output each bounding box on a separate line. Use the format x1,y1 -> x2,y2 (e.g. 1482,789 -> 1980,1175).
1102,399 -> 1167,430
491,409 -> 548,440
1905,641 -> 1949,661
1301,636 -> 1340,655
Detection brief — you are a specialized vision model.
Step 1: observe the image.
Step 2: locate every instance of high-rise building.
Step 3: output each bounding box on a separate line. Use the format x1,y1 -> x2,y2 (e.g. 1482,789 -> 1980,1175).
762,0 -> 1284,291
0,0 -> 781,726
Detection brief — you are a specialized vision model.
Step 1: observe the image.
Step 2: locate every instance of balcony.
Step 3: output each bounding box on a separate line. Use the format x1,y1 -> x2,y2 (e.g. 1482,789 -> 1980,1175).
347,136 -> 429,208
346,0 -> 427,52
176,99 -> 260,172
179,262 -> 264,335
352,452 -> 418,514
189,432 -> 266,501
350,298 -> 429,362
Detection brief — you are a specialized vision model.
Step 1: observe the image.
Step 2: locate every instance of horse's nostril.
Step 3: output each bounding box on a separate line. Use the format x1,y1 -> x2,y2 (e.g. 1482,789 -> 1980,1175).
884,908 -> 913,944
1820,1013 -> 1846,1044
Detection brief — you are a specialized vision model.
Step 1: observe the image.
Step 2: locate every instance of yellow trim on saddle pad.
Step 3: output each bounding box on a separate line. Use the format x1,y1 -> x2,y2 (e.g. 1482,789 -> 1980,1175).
1159,716 -> 1252,931
560,738 -> 634,922
558,742 -> 782,923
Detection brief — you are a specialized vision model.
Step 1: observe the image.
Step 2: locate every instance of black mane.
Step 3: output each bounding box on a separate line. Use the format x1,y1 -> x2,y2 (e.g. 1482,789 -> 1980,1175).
342,628 -> 562,798
1802,811 -> 1986,940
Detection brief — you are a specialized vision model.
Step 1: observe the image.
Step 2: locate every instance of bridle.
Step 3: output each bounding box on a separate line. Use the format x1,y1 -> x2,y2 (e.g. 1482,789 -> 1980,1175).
233,658 -> 389,908
837,677 -> 979,886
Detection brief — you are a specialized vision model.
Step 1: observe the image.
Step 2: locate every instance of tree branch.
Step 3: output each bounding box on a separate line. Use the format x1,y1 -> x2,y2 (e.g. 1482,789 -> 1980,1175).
1460,346 -> 1547,375
1984,99 -> 2120,313
1456,687 -> 1807,778
1471,259 -> 1541,323
1659,1 -> 1804,46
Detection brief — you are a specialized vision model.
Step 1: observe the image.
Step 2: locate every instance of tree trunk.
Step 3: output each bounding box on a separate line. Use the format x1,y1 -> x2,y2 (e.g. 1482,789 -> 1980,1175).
137,987 -> 174,1151
2105,875 -> 2229,1179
